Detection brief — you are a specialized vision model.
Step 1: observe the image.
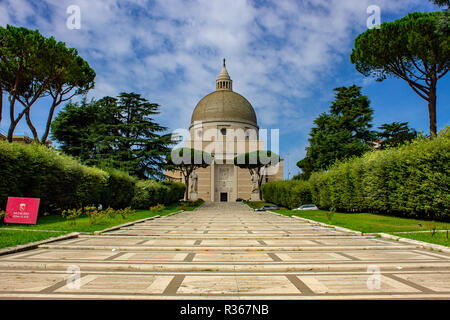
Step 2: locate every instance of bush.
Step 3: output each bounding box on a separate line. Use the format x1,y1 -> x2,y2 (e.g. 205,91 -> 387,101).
177,199 -> 204,211
150,204 -> 165,212
261,179 -> 312,209
0,142 -> 135,215
0,210 -> 6,224
309,171 -> 331,209
117,207 -> 135,219
85,207 -> 107,225
101,167 -> 136,209
309,127 -> 450,220
62,208 -> 82,226
78,166 -> 108,209
131,180 -> 185,209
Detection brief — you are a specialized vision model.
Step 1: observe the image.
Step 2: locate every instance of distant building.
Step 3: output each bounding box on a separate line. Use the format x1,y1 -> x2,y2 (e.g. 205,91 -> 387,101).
371,139 -> 383,150
0,129 -> 52,146
165,60 -> 283,202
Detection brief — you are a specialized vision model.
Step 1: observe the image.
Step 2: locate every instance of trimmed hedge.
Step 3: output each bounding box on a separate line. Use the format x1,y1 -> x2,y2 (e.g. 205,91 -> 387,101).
0,142 -> 186,214
101,167 -> 137,209
310,127 -> 450,220
261,180 -> 312,209
0,141 -> 108,213
131,180 -> 185,209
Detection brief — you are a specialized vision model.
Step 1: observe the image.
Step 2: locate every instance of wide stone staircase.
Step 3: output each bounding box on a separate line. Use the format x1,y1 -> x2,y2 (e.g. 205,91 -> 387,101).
0,202 -> 449,299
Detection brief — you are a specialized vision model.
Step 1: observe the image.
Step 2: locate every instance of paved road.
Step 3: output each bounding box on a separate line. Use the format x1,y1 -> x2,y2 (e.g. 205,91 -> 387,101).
0,202 -> 449,299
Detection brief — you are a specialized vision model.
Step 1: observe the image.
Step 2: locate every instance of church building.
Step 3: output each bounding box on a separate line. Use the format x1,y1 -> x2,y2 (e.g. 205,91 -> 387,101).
166,60 -> 283,202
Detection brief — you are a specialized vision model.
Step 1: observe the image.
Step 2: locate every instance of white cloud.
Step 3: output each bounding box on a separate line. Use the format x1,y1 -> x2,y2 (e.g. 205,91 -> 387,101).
0,5 -> 10,25
0,0 -> 433,159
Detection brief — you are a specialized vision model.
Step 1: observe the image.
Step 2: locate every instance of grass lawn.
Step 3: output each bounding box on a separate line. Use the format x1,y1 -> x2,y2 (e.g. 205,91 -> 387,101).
393,231 -> 450,247
0,201 -> 203,234
245,200 -> 450,237
276,209 -> 450,233
0,229 -> 67,249
245,201 -> 276,209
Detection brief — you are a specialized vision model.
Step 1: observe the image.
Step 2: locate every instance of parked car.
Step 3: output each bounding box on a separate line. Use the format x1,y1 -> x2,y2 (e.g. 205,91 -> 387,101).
254,204 -> 280,211
292,204 -> 318,211
236,198 -> 244,202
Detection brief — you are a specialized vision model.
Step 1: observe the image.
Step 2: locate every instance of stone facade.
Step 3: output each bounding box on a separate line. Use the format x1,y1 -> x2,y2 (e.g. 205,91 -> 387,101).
166,60 -> 283,201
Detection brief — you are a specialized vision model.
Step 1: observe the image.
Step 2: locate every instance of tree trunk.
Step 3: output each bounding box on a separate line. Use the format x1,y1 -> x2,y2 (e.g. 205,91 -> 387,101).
257,167 -> 265,201
7,107 -> 26,143
25,108 -> 39,143
428,80 -> 437,139
7,94 -> 18,142
184,174 -> 190,201
7,121 -> 17,142
7,72 -> 22,142
41,99 -> 59,145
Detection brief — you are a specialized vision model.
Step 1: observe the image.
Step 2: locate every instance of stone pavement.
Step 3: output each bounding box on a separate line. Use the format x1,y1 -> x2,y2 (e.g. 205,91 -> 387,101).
0,202 -> 449,299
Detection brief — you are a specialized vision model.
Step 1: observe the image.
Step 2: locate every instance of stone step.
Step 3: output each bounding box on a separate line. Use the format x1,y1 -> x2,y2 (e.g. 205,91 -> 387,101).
1,260 -> 449,272
1,202 -> 448,300
101,232 -> 353,237
37,244 -> 419,251
78,234 -> 376,240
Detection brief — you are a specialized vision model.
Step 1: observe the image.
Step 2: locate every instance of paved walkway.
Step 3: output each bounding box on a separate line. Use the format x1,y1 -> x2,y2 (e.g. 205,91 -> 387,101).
0,202 -> 449,299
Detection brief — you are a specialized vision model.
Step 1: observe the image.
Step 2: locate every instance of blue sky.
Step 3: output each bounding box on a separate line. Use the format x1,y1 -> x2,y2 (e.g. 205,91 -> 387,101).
0,0 -> 448,179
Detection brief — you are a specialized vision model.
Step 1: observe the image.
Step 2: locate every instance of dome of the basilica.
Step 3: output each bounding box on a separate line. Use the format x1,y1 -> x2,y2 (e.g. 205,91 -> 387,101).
191,90 -> 257,127
190,60 -> 258,127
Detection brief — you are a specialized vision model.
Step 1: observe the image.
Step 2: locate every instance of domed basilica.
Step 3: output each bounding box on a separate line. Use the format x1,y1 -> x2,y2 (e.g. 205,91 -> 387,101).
167,60 -> 283,202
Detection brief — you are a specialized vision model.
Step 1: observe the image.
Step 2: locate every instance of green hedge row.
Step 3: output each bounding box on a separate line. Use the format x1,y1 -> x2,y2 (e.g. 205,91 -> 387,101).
131,180 -> 185,209
0,142 -> 107,213
101,167 -> 136,209
261,180 -> 312,209
310,127 -> 450,220
261,127 -> 449,220
0,142 -> 184,214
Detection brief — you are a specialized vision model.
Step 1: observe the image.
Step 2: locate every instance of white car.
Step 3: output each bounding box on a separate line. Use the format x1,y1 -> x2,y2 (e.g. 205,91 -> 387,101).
292,204 -> 318,211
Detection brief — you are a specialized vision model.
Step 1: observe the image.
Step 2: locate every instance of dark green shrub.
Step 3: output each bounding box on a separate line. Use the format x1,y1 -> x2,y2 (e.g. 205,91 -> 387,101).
165,181 -> 186,204
309,171 -> 331,209
101,167 -> 136,209
308,126 -> 450,220
0,142 -> 108,214
77,166 -> 108,209
261,180 -> 312,209
131,180 -> 185,209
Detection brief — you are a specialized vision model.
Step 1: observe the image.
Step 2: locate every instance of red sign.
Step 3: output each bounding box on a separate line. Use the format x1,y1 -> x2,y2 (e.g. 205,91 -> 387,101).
4,197 -> 40,224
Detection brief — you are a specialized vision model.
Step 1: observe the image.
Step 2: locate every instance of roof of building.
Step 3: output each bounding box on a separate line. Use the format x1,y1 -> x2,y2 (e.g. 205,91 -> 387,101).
191,60 -> 257,127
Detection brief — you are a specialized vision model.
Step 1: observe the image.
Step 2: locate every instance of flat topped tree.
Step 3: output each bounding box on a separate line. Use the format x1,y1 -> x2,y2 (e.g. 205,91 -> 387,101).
350,12 -> 449,138
0,25 -> 95,143
165,148 -> 213,201
234,150 -> 280,200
